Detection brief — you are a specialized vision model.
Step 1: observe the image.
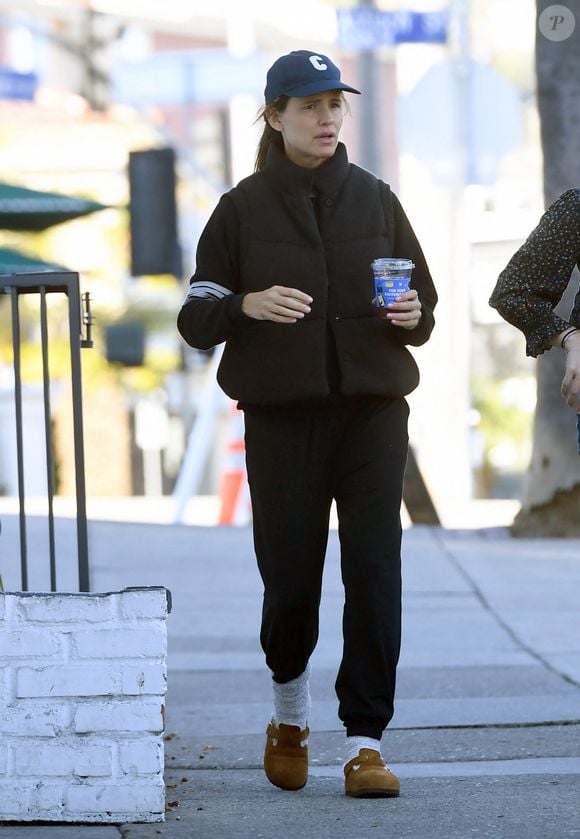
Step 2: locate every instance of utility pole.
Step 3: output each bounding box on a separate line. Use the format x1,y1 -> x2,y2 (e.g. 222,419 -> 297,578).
82,9 -> 124,111
446,0 -> 474,502
355,0 -> 399,187
16,10 -> 124,111
451,0 -> 474,184
357,0 -> 381,176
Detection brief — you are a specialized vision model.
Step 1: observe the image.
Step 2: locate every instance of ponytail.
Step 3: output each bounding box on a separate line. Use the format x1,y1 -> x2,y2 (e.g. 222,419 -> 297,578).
254,96 -> 289,172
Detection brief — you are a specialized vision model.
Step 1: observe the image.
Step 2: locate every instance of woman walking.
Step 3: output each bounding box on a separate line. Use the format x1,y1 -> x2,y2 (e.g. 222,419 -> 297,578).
178,49 -> 438,797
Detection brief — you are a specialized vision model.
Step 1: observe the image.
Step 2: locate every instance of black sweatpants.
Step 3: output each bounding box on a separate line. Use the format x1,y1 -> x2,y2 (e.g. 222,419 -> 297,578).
244,396 -> 409,741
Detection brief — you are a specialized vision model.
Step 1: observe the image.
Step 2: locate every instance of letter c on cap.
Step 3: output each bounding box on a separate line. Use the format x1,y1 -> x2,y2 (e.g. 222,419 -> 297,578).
309,55 -> 327,71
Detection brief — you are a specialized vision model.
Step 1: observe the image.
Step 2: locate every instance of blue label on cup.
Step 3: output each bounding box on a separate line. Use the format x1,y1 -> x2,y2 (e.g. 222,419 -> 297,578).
374,277 -> 410,307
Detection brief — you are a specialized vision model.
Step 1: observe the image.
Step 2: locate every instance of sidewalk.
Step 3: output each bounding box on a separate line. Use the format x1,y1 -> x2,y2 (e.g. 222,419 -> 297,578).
0,506 -> 579,838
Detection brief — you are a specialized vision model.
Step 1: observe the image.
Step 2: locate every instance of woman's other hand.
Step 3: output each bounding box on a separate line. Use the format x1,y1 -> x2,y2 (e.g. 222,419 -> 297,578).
242,286 -> 312,323
562,331 -> 580,410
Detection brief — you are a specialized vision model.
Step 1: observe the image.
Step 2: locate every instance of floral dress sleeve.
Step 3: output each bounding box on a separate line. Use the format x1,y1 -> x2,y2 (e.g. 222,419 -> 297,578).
489,188 -> 580,357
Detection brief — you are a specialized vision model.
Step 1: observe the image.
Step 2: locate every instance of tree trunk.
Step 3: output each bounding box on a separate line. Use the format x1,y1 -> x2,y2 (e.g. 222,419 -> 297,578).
512,0 -> 580,536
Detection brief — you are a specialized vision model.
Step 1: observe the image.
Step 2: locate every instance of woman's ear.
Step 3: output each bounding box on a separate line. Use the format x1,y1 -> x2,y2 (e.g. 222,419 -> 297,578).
266,110 -> 283,132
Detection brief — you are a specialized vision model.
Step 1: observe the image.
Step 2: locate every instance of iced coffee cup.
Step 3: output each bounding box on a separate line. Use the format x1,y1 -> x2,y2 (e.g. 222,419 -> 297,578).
372,258 -> 414,308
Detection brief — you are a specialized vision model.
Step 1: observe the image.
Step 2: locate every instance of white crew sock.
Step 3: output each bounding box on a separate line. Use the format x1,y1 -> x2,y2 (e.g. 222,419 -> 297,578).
272,663 -> 311,730
344,735 -> 382,766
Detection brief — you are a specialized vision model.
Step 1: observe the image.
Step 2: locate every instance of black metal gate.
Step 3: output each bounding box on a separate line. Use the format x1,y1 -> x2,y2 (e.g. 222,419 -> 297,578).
0,271 -> 93,591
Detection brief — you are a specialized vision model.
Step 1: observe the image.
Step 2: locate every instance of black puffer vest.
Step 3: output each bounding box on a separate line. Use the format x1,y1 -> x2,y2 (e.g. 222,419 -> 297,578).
217,143 -> 420,404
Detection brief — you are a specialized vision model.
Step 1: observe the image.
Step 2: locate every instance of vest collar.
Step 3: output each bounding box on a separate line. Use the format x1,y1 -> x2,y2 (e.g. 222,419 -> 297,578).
264,141 -> 351,197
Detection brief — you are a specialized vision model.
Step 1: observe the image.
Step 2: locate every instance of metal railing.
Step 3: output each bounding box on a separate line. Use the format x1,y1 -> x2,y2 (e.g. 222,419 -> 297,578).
0,271 -> 93,591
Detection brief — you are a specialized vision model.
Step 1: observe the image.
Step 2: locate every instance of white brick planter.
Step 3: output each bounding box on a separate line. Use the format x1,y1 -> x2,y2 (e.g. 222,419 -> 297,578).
0,586 -> 169,823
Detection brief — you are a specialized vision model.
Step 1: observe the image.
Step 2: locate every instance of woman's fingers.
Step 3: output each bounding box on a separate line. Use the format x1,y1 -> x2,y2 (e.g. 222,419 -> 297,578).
242,286 -> 312,322
268,286 -> 312,320
383,290 -> 422,330
276,288 -> 312,313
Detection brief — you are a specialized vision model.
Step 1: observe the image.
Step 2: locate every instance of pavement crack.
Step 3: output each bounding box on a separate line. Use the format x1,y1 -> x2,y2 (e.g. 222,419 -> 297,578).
431,528 -> 580,690
389,719 -> 580,731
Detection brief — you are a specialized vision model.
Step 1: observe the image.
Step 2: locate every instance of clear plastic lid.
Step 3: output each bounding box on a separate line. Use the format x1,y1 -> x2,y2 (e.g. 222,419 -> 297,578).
371,258 -> 414,271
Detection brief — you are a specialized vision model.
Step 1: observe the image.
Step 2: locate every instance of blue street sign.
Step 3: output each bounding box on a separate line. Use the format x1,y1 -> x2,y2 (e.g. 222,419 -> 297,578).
337,8 -> 449,49
0,68 -> 37,101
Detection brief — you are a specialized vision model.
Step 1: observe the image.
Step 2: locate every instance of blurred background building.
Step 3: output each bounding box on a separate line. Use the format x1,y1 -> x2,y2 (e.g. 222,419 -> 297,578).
0,0 -> 544,524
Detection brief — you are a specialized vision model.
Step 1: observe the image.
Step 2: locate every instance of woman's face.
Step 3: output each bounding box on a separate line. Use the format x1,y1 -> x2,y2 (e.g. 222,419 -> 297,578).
267,90 -> 345,169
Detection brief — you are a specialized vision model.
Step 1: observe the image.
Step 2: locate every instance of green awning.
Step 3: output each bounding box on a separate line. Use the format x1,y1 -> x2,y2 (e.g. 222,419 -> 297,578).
0,182 -> 108,231
0,247 -> 67,274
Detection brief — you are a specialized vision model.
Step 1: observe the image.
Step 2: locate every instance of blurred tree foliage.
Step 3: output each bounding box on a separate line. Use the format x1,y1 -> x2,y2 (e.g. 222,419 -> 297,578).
472,375 -> 533,472
0,290 -> 180,393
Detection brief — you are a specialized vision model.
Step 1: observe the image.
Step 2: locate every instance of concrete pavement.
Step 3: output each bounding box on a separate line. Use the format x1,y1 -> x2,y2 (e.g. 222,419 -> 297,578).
0,508 -> 579,838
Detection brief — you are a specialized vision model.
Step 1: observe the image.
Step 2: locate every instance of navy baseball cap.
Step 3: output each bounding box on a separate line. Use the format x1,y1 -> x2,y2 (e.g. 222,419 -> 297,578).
264,50 -> 360,104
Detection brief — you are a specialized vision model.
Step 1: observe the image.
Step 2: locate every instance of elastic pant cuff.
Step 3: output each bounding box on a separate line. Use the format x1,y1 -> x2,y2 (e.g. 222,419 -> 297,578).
345,724 -> 384,741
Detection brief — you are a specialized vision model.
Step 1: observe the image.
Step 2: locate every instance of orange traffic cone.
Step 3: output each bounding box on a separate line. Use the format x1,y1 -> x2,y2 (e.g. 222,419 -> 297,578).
218,402 -> 251,525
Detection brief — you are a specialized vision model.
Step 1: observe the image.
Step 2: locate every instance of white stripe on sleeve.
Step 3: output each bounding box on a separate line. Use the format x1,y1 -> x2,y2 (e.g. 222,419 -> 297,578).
184,281 -> 232,303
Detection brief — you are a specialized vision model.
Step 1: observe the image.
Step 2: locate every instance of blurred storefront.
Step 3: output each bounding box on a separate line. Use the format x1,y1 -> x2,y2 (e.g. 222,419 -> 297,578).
0,0 -> 544,520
